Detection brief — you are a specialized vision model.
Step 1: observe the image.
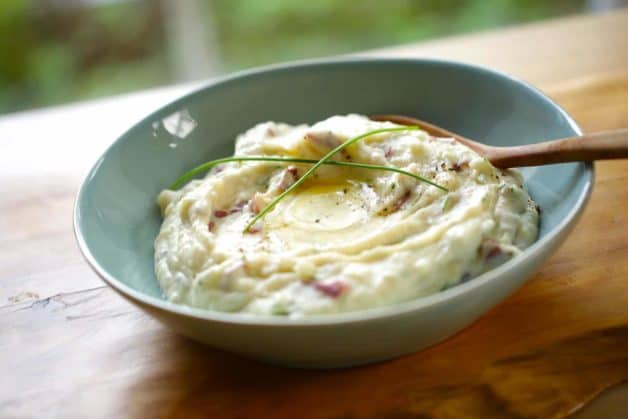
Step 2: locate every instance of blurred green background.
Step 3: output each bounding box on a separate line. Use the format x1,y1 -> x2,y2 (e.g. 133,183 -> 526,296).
0,0 -> 618,114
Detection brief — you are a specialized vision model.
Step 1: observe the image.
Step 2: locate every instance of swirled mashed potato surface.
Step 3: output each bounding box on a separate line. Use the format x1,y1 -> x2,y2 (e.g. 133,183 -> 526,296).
155,115 -> 538,316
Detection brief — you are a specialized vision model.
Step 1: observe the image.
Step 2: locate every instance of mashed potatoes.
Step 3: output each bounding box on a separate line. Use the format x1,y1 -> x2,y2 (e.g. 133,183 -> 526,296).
155,115 -> 539,316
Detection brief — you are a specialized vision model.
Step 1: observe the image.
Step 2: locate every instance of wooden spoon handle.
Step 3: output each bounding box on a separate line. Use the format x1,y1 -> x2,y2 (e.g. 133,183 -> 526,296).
490,129 -> 628,168
371,114 -> 628,168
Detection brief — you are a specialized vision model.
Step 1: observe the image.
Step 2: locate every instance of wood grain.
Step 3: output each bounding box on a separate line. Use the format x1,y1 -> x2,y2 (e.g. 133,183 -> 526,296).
1,11 -> 628,419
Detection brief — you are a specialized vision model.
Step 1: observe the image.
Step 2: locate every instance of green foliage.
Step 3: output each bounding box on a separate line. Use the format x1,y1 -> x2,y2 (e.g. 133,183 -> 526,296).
0,0 -> 167,113
0,0 -> 587,114
210,0 -> 586,70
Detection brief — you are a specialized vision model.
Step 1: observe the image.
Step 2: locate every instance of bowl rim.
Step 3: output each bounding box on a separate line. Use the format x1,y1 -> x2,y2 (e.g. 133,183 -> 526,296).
73,56 -> 593,327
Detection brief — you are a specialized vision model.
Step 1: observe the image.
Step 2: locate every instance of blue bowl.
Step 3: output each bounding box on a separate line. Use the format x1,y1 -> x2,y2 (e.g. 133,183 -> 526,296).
75,58 -> 592,368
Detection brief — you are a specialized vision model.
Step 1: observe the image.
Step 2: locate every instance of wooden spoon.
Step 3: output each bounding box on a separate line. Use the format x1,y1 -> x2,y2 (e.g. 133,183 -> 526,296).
370,114 -> 628,168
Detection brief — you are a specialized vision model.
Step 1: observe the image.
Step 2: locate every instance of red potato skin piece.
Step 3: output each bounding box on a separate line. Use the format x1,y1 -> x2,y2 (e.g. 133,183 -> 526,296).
394,190 -> 412,211
314,281 -> 347,298
248,225 -> 262,234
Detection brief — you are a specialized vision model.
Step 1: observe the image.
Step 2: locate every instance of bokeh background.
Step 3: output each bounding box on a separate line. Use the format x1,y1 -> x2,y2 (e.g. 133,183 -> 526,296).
1,0 -> 624,115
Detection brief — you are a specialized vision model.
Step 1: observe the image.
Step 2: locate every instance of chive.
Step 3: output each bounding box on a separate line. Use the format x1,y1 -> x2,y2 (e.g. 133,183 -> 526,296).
442,196 -> 453,212
244,127 -> 438,232
169,156 -> 446,192
271,303 -> 290,316
167,127 -> 450,233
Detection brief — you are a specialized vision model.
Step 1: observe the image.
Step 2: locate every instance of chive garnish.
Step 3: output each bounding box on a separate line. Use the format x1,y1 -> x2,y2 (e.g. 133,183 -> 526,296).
243,126 -> 438,232
170,155 -> 446,192
167,127 -> 449,233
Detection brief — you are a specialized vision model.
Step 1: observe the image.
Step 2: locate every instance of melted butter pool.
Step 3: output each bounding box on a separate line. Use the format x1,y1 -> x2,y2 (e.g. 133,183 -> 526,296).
266,181 -> 385,249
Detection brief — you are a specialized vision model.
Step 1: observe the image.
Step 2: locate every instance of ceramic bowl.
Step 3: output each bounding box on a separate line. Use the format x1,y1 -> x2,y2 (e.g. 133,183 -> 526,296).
74,58 -> 592,368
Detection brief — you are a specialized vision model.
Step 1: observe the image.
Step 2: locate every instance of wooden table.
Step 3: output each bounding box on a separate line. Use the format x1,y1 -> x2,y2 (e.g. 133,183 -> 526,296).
2,9 -> 627,419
